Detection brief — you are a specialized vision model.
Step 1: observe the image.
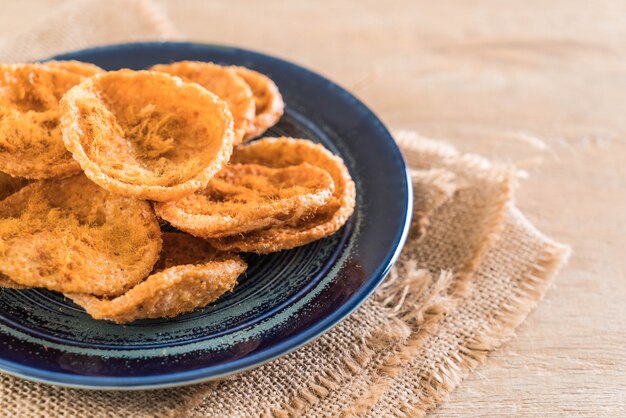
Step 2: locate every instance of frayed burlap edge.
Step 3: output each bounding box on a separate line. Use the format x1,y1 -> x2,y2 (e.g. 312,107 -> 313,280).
373,209 -> 571,417
338,137 -> 568,417
339,167 -> 514,416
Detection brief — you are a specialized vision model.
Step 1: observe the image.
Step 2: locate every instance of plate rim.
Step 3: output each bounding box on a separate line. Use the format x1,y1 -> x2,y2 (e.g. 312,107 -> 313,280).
0,41 -> 413,390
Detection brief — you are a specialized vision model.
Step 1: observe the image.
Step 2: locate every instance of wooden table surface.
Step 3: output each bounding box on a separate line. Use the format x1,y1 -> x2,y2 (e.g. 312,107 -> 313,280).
3,1 -> 625,416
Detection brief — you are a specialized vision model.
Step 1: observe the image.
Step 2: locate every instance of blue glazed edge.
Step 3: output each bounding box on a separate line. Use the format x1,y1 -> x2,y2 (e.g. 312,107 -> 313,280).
0,42 -> 413,389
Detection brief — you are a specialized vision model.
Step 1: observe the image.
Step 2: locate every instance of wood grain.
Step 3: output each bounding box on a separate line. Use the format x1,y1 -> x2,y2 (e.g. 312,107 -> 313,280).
1,0 -> 625,416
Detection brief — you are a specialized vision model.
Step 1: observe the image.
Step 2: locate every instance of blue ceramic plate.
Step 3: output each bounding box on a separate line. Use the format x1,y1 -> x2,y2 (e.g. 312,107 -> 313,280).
0,42 -> 411,389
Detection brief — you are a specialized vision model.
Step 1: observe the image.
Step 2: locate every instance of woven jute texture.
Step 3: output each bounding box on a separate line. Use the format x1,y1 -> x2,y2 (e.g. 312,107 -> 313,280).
0,1 -> 569,417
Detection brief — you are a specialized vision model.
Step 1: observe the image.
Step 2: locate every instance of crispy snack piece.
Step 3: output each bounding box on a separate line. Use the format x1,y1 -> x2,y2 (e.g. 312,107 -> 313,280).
60,69 -> 235,201
230,66 -> 284,141
44,60 -> 104,77
0,171 -> 29,201
0,64 -> 84,179
209,138 -> 356,253
68,233 -> 247,324
0,175 -> 162,296
155,162 -> 335,238
151,61 -> 255,144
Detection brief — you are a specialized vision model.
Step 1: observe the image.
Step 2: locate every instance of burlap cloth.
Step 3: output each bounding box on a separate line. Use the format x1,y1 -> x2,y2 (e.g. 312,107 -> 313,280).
0,1 -> 569,416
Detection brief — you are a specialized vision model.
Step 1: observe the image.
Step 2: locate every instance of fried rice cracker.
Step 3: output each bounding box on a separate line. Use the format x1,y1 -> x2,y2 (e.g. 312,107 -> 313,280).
155,162 -> 334,238
0,64 -> 84,179
60,69 -> 235,201
230,66 -> 284,141
0,175 -> 162,296
152,61 -> 255,144
68,233 -> 247,324
209,137 -> 356,253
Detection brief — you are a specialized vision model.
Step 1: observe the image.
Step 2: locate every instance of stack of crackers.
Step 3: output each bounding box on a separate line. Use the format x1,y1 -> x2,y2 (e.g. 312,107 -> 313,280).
0,60 -> 355,323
